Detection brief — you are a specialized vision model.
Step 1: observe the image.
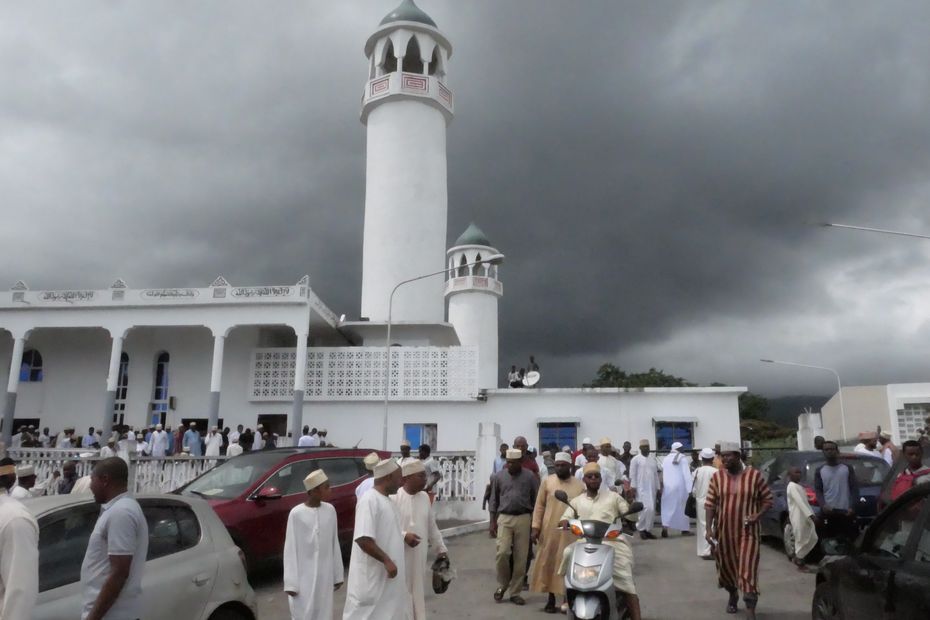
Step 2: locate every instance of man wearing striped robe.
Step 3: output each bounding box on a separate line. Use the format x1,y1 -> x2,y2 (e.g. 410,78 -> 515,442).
704,441 -> 773,619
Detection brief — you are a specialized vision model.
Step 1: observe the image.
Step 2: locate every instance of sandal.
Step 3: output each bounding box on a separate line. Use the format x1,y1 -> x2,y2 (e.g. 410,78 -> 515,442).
726,592 -> 738,614
543,602 -> 558,613
560,602 -> 569,614
493,587 -> 504,602
510,595 -> 526,606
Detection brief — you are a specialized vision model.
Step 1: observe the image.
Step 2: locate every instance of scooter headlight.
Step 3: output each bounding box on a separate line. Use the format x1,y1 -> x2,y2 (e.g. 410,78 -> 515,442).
572,563 -> 602,585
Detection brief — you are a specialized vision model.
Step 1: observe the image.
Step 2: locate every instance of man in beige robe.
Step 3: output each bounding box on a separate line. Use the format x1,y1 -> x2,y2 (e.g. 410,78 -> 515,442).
531,452 -> 584,613
393,460 -> 447,620
786,466 -> 818,570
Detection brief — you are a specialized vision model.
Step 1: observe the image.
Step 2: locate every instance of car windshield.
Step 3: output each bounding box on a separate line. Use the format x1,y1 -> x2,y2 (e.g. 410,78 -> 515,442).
180,450 -> 298,499
805,457 -> 890,487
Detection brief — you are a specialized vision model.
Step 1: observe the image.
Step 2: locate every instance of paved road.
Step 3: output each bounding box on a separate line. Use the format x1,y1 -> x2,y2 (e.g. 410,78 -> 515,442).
254,529 -> 815,619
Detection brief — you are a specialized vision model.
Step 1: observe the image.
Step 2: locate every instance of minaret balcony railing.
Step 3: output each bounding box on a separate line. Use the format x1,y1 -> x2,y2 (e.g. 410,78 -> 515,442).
362,71 -> 454,118
444,275 -> 503,296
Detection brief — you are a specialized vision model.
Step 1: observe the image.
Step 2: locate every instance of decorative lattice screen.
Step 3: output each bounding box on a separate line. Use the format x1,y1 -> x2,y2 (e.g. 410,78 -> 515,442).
250,346 -> 479,401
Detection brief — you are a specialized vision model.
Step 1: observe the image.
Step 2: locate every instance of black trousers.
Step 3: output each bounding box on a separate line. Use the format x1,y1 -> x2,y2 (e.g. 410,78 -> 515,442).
821,509 -> 858,543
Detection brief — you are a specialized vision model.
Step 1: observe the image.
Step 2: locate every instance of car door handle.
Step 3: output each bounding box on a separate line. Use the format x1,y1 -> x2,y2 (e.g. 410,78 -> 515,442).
193,574 -> 211,587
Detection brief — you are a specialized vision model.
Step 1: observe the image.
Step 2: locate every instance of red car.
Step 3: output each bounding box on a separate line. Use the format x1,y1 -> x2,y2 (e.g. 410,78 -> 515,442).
177,447 -> 389,569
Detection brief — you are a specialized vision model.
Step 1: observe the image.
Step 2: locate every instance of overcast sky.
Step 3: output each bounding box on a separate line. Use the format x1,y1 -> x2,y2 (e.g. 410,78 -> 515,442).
3,1 -> 930,396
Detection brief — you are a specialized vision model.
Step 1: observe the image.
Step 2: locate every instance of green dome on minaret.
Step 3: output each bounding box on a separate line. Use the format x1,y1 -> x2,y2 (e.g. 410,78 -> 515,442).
454,223 -> 492,247
380,0 -> 437,28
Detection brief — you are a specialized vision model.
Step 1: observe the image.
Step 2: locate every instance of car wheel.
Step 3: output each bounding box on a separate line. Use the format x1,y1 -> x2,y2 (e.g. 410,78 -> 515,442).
782,520 -> 796,559
811,581 -> 843,620
208,605 -> 253,620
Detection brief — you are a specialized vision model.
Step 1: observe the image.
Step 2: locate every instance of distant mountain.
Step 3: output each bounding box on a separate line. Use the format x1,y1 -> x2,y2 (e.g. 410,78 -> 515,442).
766,395 -> 830,428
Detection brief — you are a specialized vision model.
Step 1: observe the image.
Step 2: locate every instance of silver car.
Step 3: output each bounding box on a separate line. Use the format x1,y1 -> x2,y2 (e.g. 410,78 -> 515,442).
28,493 -> 257,620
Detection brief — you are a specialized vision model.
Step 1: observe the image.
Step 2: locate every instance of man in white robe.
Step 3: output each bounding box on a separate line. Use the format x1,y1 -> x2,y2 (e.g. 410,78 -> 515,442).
691,448 -> 718,558
786,466 -> 818,570
629,440 -> 661,539
393,461 -> 448,620
150,424 -> 169,458
11,465 -> 49,499
252,424 -> 265,451
0,460 -> 38,619
205,427 -> 223,457
134,434 -> 150,456
283,469 -> 344,620
661,441 -> 693,537
343,459 -> 413,620
597,437 -> 627,492
354,452 -> 382,499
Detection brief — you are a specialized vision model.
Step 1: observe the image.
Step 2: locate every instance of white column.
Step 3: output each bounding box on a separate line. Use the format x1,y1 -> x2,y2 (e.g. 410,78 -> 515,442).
2,335 -> 26,446
291,332 -> 309,446
208,334 -> 226,431
102,334 -> 124,441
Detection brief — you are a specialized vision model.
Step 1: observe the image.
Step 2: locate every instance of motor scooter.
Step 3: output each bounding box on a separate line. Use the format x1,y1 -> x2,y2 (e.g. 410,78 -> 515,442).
555,490 -> 642,620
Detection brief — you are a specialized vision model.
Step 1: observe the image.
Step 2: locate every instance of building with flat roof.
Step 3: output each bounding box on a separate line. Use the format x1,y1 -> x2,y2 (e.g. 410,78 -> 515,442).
1,1 -> 743,455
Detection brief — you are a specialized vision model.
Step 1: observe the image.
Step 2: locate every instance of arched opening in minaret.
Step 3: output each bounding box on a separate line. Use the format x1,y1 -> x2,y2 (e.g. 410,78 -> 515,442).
457,255 -> 468,278
383,40 -> 398,74
403,37 -> 424,74
428,48 -> 440,76
473,253 -> 482,275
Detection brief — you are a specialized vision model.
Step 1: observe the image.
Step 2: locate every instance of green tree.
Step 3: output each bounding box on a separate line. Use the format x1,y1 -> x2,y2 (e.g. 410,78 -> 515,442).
586,363 -> 694,388
738,391 -> 770,421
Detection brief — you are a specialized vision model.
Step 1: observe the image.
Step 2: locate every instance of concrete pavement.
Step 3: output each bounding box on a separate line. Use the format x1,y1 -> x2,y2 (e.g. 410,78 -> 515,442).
253,530 -> 815,619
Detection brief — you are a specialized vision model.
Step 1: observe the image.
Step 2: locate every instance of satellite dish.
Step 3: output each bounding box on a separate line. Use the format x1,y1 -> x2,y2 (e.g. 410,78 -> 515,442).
523,371 -> 541,387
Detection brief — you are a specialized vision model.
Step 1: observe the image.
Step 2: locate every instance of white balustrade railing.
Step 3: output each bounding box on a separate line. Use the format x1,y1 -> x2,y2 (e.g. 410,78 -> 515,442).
10,448 -> 479,509
7,448 -> 227,495
394,451 -> 477,502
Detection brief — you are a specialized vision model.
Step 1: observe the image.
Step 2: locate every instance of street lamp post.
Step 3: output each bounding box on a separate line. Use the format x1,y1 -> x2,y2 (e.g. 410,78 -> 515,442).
760,359 -> 847,441
382,253 -> 505,450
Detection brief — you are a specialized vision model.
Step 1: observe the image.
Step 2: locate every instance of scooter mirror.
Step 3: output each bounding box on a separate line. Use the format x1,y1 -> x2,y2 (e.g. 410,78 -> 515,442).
627,501 -> 644,515
554,490 -> 570,504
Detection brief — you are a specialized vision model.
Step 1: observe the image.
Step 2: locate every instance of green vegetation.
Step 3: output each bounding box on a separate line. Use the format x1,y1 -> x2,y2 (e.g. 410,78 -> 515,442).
587,363 -> 798,445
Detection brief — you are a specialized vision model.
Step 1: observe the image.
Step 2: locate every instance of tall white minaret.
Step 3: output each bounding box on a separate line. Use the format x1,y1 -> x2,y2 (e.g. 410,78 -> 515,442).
445,223 -> 503,388
360,0 -> 453,324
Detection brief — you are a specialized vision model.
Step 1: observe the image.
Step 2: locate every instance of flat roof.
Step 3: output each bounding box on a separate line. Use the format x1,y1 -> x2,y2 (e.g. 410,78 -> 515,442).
486,386 -> 747,396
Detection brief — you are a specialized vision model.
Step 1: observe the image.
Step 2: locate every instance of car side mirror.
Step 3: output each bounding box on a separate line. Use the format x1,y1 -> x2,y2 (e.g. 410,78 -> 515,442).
254,486 -> 282,501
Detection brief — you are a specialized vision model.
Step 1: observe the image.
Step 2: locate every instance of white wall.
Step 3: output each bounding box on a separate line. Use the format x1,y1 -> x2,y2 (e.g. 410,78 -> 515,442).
447,291 -> 498,389
822,385 -> 889,443
885,383 -> 930,443
361,99 -> 448,323
0,328 -> 743,452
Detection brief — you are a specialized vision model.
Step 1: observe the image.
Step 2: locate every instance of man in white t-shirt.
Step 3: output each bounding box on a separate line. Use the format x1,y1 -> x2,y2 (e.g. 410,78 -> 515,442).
80,457 -> 148,620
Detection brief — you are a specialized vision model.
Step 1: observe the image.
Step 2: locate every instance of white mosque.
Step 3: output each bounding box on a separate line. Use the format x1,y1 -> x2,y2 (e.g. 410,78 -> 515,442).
0,1 -> 743,468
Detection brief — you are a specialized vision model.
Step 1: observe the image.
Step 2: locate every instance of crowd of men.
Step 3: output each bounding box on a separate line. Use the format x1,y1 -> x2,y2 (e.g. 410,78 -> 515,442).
2,423 -> 929,618
6,422 -> 334,459
485,431 -> 930,620
283,443 -> 448,620
0,456 -> 149,619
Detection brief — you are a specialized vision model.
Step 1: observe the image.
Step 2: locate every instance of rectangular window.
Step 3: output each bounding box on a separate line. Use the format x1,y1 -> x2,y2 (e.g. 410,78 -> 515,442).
403,423 -> 437,450
538,423 -> 577,454
655,421 -> 694,452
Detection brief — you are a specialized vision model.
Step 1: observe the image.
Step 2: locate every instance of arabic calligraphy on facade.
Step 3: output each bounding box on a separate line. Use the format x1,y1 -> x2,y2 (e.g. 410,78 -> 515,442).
231,286 -> 292,298
40,291 -> 95,302
141,289 -> 199,299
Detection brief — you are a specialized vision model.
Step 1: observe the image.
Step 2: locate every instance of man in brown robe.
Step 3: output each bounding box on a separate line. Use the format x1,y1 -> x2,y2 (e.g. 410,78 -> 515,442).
704,441 -> 774,619
530,452 -> 584,613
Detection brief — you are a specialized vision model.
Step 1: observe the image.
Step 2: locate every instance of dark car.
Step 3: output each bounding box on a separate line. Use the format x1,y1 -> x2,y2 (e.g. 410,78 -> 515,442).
759,451 -> 889,557
177,447 -> 389,569
877,450 -> 930,512
812,483 -> 930,620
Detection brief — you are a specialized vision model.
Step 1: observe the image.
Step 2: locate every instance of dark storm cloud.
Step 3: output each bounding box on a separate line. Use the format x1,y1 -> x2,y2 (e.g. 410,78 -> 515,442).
3,1 -> 930,394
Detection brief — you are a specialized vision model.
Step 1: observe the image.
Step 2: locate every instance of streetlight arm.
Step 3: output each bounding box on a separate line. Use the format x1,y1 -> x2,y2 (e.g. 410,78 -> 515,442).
820,222 -> 930,240
382,253 -> 504,449
759,358 -> 847,441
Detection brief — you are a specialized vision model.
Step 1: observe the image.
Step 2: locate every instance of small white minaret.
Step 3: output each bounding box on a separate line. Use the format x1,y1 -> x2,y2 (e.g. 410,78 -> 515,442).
445,223 -> 503,388
360,0 -> 454,323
